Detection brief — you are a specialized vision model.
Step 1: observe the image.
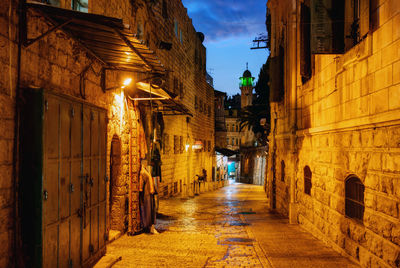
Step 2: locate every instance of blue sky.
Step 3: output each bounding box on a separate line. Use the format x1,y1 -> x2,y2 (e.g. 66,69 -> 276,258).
182,0 -> 269,96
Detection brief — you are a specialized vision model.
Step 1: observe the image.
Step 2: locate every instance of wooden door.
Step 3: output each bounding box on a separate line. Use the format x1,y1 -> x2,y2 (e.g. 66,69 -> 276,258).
43,94 -> 107,268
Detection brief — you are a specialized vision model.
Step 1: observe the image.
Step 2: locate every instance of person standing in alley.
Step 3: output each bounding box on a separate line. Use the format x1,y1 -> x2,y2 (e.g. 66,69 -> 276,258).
139,161 -> 158,234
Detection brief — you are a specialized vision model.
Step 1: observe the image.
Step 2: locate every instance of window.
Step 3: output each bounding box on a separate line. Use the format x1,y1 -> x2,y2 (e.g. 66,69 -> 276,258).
162,0 -> 168,19
281,160 -> 285,182
179,82 -> 184,97
72,0 -> 88,12
236,125 -> 238,132
231,139 -> 234,146
179,136 -> 183,153
199,100 -> 203,113
207,141 -> 211,152
345,175 -> 365,221
174,20 -> 179,38
235,138 -> 238,145
162,134 -> 170,154
344,0 -> 370,50
310,0 -> 370,54
195,96 -> 198,110
304,166 -> 312,195
208,105 -> 211,117
226,138 -> 229,145
174,135 -> 179,154
270,46 -> 284,102
300,2 -> 312,83
179,29 -> 183,44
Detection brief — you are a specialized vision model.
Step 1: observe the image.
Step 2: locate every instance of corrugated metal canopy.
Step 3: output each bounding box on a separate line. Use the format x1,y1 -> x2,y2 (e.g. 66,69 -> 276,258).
158,99 -> 192,116
26,1 -> 166,74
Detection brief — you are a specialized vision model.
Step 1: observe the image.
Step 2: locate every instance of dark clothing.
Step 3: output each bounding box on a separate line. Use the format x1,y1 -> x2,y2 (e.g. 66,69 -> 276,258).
139,167 -> 156,229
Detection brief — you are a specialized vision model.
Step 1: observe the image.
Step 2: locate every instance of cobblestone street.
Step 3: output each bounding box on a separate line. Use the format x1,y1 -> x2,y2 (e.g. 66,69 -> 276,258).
95,183 -> 359,267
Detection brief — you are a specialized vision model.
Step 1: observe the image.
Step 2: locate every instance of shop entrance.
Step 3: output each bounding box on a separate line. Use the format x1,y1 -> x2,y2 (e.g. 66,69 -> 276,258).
19,90 -> 107,267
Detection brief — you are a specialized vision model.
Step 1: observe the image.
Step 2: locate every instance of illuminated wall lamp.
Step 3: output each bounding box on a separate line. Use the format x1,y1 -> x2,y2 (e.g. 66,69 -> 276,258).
105,78 -> 133,91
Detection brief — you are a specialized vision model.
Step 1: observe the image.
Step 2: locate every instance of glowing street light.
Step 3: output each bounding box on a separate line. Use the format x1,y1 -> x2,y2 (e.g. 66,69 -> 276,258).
123,78 -> 132,87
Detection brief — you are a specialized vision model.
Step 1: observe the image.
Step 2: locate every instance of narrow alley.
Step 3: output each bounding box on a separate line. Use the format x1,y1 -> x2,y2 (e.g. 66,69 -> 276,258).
96,184 -> 359,268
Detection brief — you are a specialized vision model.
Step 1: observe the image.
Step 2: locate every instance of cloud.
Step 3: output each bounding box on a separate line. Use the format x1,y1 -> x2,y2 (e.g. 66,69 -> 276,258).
182,0 -> 267,42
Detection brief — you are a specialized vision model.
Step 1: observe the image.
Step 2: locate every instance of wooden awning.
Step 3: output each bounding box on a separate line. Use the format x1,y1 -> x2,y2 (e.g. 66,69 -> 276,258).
25,1 -> 166,75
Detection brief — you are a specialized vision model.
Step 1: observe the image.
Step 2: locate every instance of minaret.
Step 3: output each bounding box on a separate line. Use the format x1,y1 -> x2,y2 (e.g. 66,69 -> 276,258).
240,63 -> 255,109
239,64 -> 255,147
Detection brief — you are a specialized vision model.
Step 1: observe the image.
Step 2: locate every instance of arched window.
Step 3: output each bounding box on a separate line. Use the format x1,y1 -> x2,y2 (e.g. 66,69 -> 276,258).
304,166 -> 312,195
281,160 -> 285,182
345,175 -> 365,221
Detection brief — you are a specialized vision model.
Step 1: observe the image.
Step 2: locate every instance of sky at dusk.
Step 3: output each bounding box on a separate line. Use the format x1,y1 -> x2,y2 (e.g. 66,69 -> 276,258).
181,0 -> 269,96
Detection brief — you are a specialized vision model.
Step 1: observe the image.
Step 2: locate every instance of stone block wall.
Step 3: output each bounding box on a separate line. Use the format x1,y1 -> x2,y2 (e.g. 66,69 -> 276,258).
0,0 -> 216,264
0,0 -> 146,264
129,0 -> 215,198
267,0 -> 400,266
296,127 -> 400,267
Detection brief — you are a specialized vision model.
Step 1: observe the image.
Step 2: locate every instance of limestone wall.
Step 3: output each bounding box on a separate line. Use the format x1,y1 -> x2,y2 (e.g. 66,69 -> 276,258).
267,0 -> 400,266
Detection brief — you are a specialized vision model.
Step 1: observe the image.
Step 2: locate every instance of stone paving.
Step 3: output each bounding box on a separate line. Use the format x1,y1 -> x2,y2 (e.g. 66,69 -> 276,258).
95,183 -> 359,267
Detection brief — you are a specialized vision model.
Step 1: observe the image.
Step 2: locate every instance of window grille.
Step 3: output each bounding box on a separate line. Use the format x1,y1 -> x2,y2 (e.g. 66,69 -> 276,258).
345,175 -> 365,221
304,165 -> 312,195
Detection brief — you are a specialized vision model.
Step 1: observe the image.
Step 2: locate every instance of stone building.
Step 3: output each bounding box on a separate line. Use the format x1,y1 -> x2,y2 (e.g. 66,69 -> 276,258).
0,0 -> 214,267
267,0 -> 400,266
214,89 -> 227,149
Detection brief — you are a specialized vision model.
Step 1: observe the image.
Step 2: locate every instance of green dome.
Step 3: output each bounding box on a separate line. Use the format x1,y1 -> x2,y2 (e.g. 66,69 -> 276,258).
242,70 -> 252,78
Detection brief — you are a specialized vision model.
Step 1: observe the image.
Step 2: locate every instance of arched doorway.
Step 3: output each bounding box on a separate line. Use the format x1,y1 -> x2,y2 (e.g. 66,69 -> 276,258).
110,135 -> 121,233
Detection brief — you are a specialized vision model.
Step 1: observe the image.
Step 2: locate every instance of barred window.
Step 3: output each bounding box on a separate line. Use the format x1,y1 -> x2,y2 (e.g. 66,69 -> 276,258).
345,175 -> 365,221
304,165 -> 312,195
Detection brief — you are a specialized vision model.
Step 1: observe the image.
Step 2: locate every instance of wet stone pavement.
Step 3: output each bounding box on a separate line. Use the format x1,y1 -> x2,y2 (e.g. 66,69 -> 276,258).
95,183 -> 359,268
